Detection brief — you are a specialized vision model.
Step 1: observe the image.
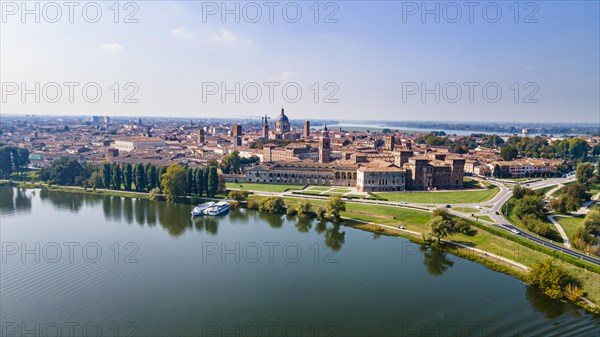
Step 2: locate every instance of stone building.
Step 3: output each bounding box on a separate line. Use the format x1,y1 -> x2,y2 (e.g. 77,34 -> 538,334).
356,162 -> 406,192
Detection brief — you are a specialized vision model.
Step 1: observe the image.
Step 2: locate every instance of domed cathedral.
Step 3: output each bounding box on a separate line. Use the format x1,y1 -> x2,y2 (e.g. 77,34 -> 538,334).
274,108 -> 291,133
269,107 -> 297,140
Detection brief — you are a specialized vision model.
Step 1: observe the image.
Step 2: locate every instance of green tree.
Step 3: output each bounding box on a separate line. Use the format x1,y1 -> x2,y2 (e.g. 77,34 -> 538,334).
500,145 -> 518,161
186,168 -> 194,195
112,163 -> 122,190
568,138 -> 589,161
122,163 -> 133,191
160,164 -> 187,202
513,195 -> 545,220
102,163 -> 112,190
513,185 -> 525,199
194,167 -> 204,196
576,162 -> 595,184
147,164 -> 157,190
296,200 -> 314,218
158,165 -> 167,190
88,170 -> 103,190
228,190 -> 249,202
207,166 -> 219,197
0,146 -> 14,178
424,216 -> 453,244
326,195 -> 346,223
528,258 -> 576,300
134,163 -> 146,191
14,148 -> 30,178
258,196 -> 287,214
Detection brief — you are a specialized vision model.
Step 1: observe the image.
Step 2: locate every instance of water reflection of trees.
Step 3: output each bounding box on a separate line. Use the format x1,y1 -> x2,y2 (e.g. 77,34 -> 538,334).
324,224 -> 345,252
525,286 -> 576,319
420,246 -> 454,276
258,212 -> 283,229
193,216 -> 219,235
0,187 -> 33,216
295,217 -> 312,233
40,189 -> 84,213
157,202 -> 192,237
314,221 -> 327,234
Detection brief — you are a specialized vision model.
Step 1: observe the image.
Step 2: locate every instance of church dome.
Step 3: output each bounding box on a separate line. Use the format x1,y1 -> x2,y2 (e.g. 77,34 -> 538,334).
275,108 -> 289,123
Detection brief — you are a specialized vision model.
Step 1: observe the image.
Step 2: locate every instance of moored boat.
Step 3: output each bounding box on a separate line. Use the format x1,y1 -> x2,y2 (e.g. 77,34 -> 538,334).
203,201 -> 230,216
191,202 -> 216,216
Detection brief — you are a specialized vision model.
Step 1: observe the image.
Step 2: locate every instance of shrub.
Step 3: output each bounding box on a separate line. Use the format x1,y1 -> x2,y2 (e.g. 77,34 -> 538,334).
315,206 -> 326,220
528,258 -> 577,300
247,199 -> 259,210
228,190 -> 250,202
149,187 -> 161,201
286,207 -> 298,216
521,214 -> 551,236
258,196 -> 286,214
563,284 -> 584,302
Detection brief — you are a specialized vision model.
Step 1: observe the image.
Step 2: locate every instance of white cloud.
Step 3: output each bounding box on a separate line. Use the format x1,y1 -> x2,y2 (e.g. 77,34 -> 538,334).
171,27 -> 194,39
270,70 -> 299,81
100,43 -> 124,53
210,29 -> 237,43
210,29 -> 253,45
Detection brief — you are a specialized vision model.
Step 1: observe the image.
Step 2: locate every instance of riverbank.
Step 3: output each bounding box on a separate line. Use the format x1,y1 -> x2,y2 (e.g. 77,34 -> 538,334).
6,181 -> 599,313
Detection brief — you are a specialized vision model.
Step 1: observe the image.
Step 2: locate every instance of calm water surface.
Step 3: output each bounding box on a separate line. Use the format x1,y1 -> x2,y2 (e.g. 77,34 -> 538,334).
1,187 -> 599,336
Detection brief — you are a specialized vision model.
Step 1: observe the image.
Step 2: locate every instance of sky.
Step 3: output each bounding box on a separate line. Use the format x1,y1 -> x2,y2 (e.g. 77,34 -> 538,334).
1,0 -> 599,123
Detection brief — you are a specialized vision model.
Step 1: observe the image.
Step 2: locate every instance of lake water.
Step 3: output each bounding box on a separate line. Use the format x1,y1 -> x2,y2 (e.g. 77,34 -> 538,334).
1,187 -> 599,336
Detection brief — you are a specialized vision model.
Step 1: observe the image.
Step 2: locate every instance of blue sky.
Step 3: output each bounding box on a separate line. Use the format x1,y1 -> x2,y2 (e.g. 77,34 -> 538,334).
1,1 -> 598,123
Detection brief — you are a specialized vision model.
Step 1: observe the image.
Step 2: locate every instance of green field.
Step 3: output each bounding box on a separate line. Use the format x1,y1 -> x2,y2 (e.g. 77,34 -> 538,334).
452,207 -> 480,214
477,215 -> 495,223
555,215 -> 585,242
226,182 -> 303,193
305,186 -> 330,192
373,186 -> 499,204
330,188 -> 351,193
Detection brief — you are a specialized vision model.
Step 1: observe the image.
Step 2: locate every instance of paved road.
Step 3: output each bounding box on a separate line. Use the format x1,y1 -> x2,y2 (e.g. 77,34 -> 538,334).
495,223 -> 600,266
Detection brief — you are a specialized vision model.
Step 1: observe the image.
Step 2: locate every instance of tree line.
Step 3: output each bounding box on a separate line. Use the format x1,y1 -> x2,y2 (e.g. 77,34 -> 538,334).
37,158 -> 223,201
0,146 -> 30,179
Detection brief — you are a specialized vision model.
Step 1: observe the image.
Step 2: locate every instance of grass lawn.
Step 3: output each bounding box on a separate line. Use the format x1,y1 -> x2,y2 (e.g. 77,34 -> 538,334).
345,194 -> 367,199
305,186 -> 330,192
374,186 -> 499,204
555,215 -> 585,243
295,190 -> 325,196
452,207 -> 480,214
588,183 -> 600,197
226,182 -> 303,193
330,188 -> 351,193
477,215 -> 495,223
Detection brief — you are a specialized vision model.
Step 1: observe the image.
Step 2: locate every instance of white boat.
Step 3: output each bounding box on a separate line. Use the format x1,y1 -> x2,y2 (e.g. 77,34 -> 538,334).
191,202 -> 215,216
203,201 -> 230,216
